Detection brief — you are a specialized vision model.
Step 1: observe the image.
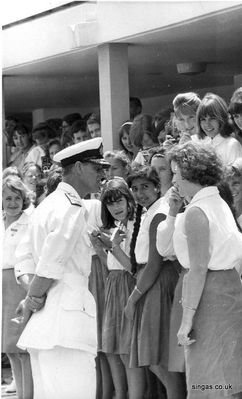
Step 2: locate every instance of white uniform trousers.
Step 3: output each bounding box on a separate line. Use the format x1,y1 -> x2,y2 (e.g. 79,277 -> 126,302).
29,346 -> 96,399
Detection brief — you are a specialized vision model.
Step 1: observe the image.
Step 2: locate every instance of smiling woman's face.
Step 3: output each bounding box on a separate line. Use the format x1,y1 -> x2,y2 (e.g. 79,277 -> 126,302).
2,187 -> 23,218
13,131 -> 30,150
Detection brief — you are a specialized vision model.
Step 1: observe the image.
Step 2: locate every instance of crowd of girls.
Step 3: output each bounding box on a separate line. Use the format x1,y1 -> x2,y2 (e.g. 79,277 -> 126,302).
2,87 -> 242,399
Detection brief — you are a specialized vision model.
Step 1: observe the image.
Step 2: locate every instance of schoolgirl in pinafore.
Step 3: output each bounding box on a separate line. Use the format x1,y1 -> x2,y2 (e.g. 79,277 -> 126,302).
126,166 -> 186,399
102,219 -> 135,355
129,196 -> 180,368
94,177 -> 146,399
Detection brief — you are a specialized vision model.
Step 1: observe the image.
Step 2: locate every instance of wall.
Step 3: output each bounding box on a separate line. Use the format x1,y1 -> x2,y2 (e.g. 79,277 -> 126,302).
33,83 -> 234,126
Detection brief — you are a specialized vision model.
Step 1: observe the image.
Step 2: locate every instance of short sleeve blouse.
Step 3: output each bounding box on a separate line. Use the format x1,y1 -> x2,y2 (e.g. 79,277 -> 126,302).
173,186 -> 242,270
135,196 -> 169,264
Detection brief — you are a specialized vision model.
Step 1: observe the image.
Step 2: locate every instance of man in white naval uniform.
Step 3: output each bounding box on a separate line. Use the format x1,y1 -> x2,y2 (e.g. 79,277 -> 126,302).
14,138 -> 109,399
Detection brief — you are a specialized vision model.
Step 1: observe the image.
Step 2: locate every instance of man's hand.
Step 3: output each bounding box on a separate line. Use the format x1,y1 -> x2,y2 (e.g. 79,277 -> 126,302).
13,299 -> 32,326
12,295 -> 46,326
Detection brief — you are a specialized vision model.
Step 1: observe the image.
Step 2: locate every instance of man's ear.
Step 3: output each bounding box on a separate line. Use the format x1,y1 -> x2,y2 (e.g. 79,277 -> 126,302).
74,161 -> 85,176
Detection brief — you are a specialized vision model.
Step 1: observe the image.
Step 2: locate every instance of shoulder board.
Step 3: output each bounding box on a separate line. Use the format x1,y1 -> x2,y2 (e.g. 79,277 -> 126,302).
65,192 -> 82,207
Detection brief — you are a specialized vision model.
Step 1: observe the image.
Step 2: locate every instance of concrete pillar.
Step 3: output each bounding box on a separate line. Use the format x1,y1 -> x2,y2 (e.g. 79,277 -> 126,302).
2,78 -> 8,169
98,43 -> 129,151
234,74 -> 242,89
32,109 -> 46,127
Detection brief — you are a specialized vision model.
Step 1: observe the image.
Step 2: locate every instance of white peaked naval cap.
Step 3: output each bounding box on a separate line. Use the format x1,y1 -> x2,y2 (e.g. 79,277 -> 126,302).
53,137 -> 110,168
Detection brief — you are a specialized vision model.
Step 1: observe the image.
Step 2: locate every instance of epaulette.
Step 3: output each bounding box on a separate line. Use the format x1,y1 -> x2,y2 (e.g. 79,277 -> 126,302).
65,192 -> 82,207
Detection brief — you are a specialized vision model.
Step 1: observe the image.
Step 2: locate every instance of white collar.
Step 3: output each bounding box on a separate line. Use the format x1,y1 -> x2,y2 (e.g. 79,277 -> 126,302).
187,186 -> 219,209
212,134 -> 226,146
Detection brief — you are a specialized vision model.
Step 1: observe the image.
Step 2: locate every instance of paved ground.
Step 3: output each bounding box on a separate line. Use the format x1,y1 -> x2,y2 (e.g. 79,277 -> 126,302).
1,367 -> 17,399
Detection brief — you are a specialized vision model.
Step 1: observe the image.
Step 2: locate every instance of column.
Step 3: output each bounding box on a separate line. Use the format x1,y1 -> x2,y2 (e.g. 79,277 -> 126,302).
234,74 -> 242,89
32,109 -> 46,127
98,43 -> 129,151
2,78 -> 8,169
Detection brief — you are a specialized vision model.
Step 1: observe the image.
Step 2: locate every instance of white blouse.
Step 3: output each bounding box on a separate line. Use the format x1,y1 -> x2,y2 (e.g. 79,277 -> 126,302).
211,134 -> 242,166
157,187 -> 242,271
135,196 -> 169,264
107,220 -> 134,270
3,212 -> 32,271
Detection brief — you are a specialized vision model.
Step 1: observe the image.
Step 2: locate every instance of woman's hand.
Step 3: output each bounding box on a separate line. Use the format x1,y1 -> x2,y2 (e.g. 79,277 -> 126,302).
124,297 -> 136,320
169,186 -> 184,216
177,320 -> 196,346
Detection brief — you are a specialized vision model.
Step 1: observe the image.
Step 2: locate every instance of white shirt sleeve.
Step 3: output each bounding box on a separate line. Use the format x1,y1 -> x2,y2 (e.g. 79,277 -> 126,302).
156,214 -> 176,258
15,224 -> 36,281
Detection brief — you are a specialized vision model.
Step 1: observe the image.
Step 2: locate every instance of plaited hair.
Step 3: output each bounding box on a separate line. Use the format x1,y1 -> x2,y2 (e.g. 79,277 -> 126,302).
129,204 -> 143,275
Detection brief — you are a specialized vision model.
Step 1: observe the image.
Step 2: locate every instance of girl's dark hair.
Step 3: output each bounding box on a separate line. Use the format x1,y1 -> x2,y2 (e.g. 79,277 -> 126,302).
119,121 -> 133,154
127,165 -> 161,275
228,87 -> 242,134
14,123 -> 29,136
62,113 -> 82,126
197,92 -> 233,139
129,203 -> 143,275
48,139 -> 61,155
129,114 -> 159,149
127,165 -> 161,190
71,119 -> 87,134
100,177 -> 136,229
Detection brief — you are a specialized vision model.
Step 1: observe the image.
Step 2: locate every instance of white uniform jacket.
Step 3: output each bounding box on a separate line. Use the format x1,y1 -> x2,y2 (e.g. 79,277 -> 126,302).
15,182 -> 100,355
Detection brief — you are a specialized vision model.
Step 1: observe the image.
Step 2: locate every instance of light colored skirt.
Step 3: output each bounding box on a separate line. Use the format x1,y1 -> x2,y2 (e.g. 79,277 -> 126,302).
185,268 -> 242,399
2,269 -> 27,353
